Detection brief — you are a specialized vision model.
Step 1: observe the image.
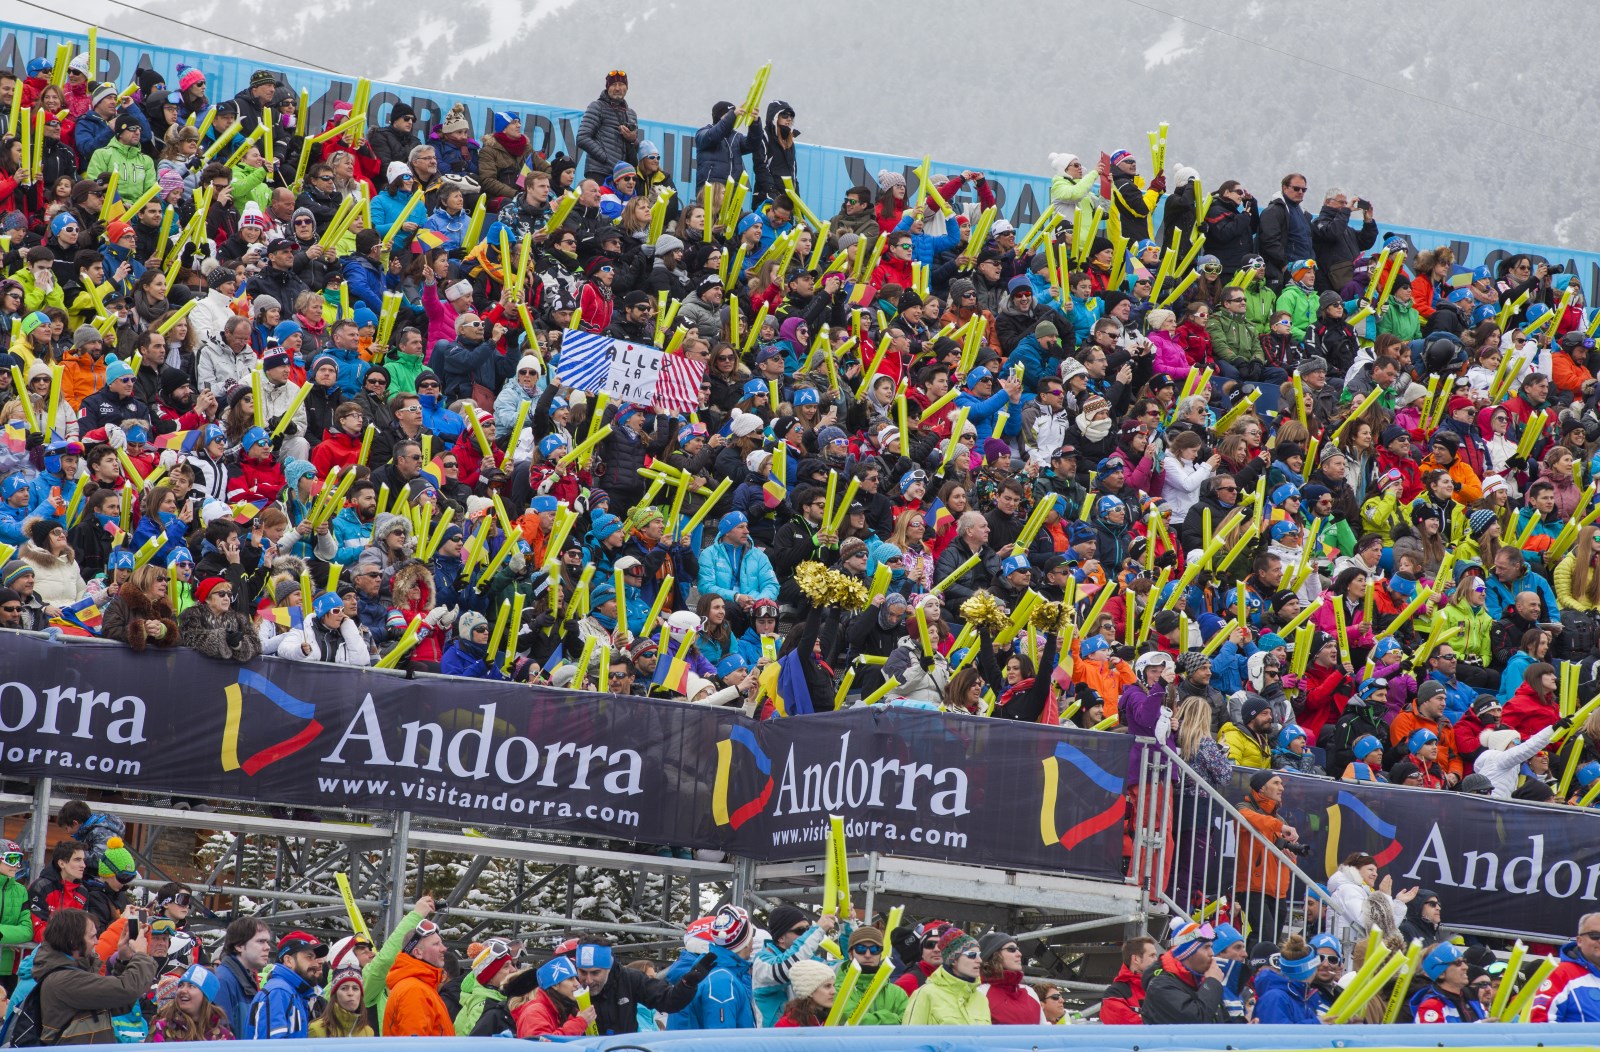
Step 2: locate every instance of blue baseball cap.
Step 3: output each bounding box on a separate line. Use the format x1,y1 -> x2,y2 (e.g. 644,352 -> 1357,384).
1080,635 -> 1110,658
1309,933 -> 1341,957
1421,942 -> 1464,981
531,495 -> 558,514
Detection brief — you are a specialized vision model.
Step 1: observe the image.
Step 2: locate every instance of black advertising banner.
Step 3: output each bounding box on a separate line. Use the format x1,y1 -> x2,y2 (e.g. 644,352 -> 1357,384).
0,636 -> 1129,879
1227,769 -> 1600,938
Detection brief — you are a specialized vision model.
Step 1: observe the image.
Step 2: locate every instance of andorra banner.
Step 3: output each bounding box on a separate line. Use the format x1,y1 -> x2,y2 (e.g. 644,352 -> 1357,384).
1224,768 -> 1600,939
0,635 -> 1128,879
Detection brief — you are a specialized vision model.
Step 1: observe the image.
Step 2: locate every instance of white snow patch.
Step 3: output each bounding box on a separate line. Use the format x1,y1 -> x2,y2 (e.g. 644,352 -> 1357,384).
1143,23 -> 1196,69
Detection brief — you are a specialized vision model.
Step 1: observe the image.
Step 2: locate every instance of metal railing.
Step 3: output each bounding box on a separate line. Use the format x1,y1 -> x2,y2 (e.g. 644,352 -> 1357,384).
1135,743 -> 1336,948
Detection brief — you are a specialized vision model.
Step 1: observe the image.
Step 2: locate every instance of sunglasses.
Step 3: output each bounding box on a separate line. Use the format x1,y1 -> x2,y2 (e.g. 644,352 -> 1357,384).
787,925 -> 809,936
957,949 -> 981,960
1317,954 -> 1341,964
852,944 -> 883,955
113,869 -> 137,883
1045,993 -> 1064,1001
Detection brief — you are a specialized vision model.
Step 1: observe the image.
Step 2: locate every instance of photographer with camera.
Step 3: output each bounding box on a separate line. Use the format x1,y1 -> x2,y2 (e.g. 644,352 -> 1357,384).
1236,771 -> 1305,945
1309,188 -> 1377,293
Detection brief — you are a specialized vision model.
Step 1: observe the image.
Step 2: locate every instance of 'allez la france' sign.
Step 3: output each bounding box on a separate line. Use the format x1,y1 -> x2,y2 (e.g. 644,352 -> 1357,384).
605,341 -> 665,405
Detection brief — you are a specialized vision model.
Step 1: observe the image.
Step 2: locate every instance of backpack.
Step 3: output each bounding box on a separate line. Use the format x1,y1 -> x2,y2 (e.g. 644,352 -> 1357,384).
2,970 -> 58,1048
0,965 -> 67,1042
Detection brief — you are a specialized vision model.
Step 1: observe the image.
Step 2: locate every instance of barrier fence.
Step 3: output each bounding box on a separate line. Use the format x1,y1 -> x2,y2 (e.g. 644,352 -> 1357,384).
2,632 -> 1597,942
6,22 -> 1600,301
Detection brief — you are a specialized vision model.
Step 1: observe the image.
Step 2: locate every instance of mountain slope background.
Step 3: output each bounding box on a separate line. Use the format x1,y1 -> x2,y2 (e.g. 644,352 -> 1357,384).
7,0 -> 1593,248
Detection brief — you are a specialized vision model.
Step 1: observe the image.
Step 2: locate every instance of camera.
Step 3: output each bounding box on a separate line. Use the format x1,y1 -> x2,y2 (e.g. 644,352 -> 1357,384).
1548,264 -> 1566,274
1282,839 -> 1313,858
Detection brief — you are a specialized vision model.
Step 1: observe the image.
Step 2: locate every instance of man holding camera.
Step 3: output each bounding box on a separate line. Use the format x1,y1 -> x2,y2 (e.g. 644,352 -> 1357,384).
1235,771 -> 1306,945
1310,188 -> 1377,293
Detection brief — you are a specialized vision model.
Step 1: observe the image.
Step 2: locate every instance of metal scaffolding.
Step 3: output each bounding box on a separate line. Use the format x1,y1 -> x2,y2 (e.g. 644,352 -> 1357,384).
2,774 -> 1163,978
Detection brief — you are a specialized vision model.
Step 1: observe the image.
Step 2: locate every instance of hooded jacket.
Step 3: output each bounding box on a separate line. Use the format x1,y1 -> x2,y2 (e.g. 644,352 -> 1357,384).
833,960 -> 907,1026
1531,939 -> 1600,1022
978,970 -> 1044,1024
1251,967 -> 1321,1026
1140,950 -> 1224,1024
31,941 -> 157,1043
1099,962 -> 1147,1024
1237,787 -> 1293,896
749,100 -> 798,200
514,987 -> 586,1038
1399,889 -> 1441,946
902,962 -> 992,1025
592,951 -> 716,1034
383,952 -> 452,1036
245,961 -> 318,1040
664,945 -> 755,1031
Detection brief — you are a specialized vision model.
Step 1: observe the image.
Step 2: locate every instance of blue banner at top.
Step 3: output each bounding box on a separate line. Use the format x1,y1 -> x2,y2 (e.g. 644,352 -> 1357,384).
7,21 -> 1600,301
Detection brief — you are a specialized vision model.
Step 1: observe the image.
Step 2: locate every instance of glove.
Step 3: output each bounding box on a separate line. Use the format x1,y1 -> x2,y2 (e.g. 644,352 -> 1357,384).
687,951 -> 718,982
105,424 -> 127,450
1505,455 -> 1527,471
225,623 -> 245,647
1149,174 -> 1168,193
1555,715 -> 1575,732
438,606 -> 458,628
424,605 -> 449,628
918,654 -> 935,672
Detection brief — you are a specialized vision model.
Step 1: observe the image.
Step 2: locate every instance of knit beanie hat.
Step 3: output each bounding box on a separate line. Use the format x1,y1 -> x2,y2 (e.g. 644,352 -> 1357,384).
1168,921 -> 1215,962
876,169 -> 905,193
937,927 -> 979,970
848,925 -> 885,952
765,905 -> 808,940
99,836 -> 138,879
787,959 -> 835,1002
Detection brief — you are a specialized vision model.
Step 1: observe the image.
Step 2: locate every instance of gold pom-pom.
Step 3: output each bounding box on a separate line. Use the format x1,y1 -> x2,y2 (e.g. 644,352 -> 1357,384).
830,575 -> 870,611
795,561 -> 832,604
1029,601 -> 1076,635
794,561 -> 869,610
960,591 -> 1010,633
1030,601 -> 1064,632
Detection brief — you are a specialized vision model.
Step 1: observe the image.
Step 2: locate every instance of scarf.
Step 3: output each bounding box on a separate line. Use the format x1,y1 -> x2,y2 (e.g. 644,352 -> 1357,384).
1076,413 -> 1112,442
492,131 -> 528,154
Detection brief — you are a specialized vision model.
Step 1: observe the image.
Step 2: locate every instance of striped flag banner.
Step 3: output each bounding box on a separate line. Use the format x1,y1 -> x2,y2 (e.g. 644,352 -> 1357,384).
556,330 -> 615,393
